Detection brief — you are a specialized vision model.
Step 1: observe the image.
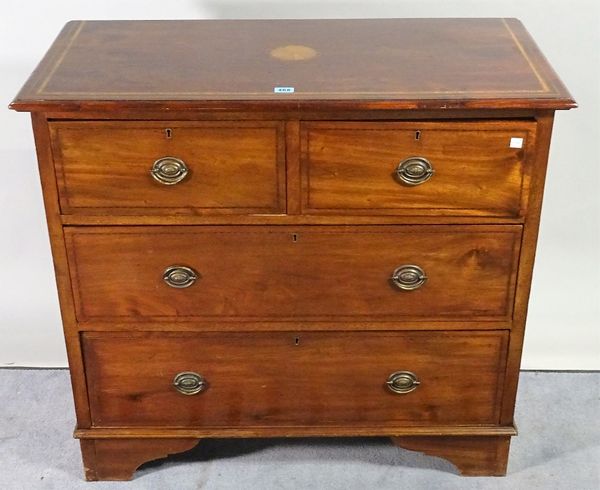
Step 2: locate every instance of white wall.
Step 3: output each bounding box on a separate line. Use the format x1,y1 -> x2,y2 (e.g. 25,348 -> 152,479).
1,1 -> 598,369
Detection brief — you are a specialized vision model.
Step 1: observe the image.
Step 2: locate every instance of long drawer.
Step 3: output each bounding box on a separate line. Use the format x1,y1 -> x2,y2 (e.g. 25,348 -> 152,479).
50,121 -> 286,214
301,121 -> 535,217
82,330 -> 509,427
65,225 -> 521,322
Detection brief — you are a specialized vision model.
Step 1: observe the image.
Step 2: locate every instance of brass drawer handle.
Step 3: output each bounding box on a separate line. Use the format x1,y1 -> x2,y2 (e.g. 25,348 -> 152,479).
387,371 -> 420,394
396,157 -> 434,185
173,372 -> 207,395
163,265 -> 198,288
391,264 -> 427,290
151,157 -> 188,185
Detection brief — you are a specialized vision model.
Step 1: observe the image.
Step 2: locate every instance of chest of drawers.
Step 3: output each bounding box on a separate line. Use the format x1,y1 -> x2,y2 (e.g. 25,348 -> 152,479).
10,18 -> 575,480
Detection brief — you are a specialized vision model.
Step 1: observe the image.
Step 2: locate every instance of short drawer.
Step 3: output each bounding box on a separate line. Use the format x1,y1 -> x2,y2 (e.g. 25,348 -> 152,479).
50,121 -> 285,214
82,330 -> 508,427
66,225 -> 521,322
301,121 -> 536,217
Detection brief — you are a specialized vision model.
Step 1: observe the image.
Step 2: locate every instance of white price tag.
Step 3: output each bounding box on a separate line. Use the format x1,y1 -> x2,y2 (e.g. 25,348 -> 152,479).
274,86 -> 295,93
510,137 -> 524,149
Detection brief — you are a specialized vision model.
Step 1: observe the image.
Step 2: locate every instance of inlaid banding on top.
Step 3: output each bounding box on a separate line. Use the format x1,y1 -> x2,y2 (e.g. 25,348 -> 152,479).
7,18 -> 576,110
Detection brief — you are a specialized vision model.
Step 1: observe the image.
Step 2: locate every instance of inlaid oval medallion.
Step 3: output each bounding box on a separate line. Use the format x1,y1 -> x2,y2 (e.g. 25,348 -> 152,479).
270,44 -> 317,61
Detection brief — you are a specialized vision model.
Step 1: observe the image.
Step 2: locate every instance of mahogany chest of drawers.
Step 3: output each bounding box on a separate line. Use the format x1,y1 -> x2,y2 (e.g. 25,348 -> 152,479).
10,18 -> 575,480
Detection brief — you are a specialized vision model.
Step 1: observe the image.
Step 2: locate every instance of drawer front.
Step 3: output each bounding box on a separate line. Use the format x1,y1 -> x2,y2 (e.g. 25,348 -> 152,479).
50,121 -> 285,214
82,331 -> 508,427
66,225 -> 520,322
301,121 -> 536,216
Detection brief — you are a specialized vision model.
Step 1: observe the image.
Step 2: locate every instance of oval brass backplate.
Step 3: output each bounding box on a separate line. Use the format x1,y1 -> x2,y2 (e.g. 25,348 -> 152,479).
151,156 -> 188,185
391,265 -> 427,291
395,157 -> 434,186
386,371 -> 420,394
163,265 -> 198,288
173,372 -> 207,395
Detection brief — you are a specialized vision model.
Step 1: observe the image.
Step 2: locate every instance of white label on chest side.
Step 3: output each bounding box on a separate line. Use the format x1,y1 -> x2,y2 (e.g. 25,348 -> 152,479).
510,137 -> 524,149
274,86 -> 295,93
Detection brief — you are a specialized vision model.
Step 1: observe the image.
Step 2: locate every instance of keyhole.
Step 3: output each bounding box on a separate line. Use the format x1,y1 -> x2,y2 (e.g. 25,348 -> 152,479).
415,130 -> 421,141
165,128 -> 172,139
294,336 -> 300,346
292,233 -> 298,243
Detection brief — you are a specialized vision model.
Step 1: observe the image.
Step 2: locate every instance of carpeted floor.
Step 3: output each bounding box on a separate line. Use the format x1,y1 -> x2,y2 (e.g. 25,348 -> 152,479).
0,370 -> 598,489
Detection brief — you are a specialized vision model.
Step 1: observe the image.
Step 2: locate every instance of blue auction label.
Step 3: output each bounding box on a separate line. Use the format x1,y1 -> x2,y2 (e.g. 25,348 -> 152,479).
274,86 -> 295,93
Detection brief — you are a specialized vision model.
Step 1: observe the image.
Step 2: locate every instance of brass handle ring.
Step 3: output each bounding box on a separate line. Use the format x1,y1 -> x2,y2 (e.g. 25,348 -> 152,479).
391,265 -> 427,291
173,372 -> 207,395
386,371 -> 420,394
151,157 -> 188,185
163,265 -> 198,288
396,157 -> 434,185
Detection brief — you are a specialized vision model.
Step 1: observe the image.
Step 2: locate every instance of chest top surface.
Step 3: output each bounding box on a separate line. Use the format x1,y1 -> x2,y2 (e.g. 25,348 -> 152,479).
10,18 -> 574,112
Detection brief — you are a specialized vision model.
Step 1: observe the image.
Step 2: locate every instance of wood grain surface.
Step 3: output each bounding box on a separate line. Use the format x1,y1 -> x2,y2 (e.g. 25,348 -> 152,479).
80,438 -> 199,481
50,121 -> 285,214
392,436 -> 511,476
301,121 -> 535,217
65,225 -> 521,322
82,330 -> 508,427
10,19 -> 575,112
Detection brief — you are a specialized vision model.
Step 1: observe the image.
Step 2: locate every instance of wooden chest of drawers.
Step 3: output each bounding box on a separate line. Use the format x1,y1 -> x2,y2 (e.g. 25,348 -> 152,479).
10,18 -> 575,480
